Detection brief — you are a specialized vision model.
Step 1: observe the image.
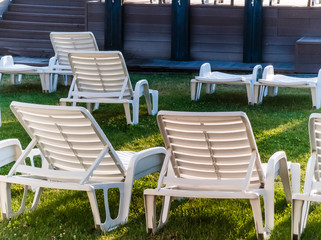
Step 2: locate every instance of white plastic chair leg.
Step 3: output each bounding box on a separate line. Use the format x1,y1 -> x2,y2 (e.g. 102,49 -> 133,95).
150,90 -> 158,115
93,103 -> 100,111
10,74 -> 22,85
157,196 -> 172,230
292,199 -> 304,240
245,83 -> 253,105
206,83 -> 215,94
0,182 -> 43,219
268,87 -> 278,97
250,198 -> 265,239
123,102 -> 132,125
144,194 -> 157,234
311,86 -> 321,109
88,184 -> 129,232
39,72 -> 50,93
253,84 -> 260,104
190,79 -> 197,101
258,86 -> 266,104
196,82 -> 202,101
132,100 -> 139,125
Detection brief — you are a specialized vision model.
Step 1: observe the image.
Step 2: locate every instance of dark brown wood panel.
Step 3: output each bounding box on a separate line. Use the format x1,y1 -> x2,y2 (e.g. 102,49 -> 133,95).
190,5 -> 243,62
123,4 -> 171,60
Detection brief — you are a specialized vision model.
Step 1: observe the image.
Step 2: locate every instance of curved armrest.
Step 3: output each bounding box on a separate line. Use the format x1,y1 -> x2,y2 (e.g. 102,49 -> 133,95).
303,154 -> 316,194
199,62 -> 211,77
125,147 -> 167,182
251,64 -> 263,83
264,151 -> 292,202
134,79 -> 150,100
317,69 -> 321,84
47,56 -> 57,70
262,65 -> 275,81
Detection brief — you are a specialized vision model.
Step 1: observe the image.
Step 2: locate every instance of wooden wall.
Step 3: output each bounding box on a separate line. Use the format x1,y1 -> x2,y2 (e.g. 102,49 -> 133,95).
86,2 -> 321,66
190,5 -> 244,62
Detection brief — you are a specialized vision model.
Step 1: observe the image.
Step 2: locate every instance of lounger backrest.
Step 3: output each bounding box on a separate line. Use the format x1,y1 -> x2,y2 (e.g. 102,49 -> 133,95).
309,113 -> 321,181
68,51 -> 134,99
157,111 -> 264,191
10,101 -> 126,182
50,32 -> 99,66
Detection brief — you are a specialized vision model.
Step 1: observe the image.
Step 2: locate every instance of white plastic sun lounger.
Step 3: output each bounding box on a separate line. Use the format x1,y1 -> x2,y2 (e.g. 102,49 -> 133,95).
0,101 -> 166,231
48,32 -> 99,91
0,32 -> 99,93
254,65 -> 321,109
191,63 -> 262,105
60,51 -> 159,125
0,55 -> 54,92
144,111 -> 300,239
292,113 -> 321,240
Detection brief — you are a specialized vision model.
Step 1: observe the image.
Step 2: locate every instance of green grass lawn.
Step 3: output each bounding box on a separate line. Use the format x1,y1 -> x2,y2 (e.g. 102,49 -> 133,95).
0,72 -> 319,239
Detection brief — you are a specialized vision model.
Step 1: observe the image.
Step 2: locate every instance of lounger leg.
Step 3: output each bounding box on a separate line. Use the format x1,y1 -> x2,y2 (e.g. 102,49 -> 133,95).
245,83 -> 253,105
123,102 -> 132,125
253,84 -> 260,104
39,72 -> 50,93
258,86 -> 266,104
29,187 -> 43,211
292,199 -> 304,240
150,90 -> 158,115
158,196 -> 172,230
268,87 -> 278,97
87,189 -> 102,230
191,79 -> 197,101
0,183 -> 35,219
206,83 -> 215,94
144,194 -> 157,234
311,86 -> 321,109
86,103 -> 93,113
132,100 -> 139,125
10,74 -> 22,85
89,184 -> 128,232
250,198 -> 265,239
196,82 -> 202,101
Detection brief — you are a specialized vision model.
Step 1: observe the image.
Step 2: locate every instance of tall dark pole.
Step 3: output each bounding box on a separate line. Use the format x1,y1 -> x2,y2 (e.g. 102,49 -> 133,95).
171,0 -> 190,61
243,0 -> 263,63
104,0 -> 122,51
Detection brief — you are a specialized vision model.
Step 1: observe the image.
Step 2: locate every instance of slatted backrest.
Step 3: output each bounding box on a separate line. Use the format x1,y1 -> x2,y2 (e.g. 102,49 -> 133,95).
50,32 -> 99,66
10,101 -> 126,182
309,113 -> 321,181
157,111 -> 264,191
68,51 -> 134,98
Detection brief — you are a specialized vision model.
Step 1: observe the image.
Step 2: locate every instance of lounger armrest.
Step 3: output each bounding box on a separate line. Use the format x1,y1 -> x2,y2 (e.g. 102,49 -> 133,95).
261,65 -> 275,81
302,154 -> 316,194
251,64 -> 263,83
264,151 -> 292,202
125,147 -> 167,182
47,56 -> 57,71
317,69 -> 321,84
199,63 -> 211,77
134,79 -> 150,98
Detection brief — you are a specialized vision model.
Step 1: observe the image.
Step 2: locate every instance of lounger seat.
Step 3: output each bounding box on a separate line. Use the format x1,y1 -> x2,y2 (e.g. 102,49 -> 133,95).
191,63 -> 262,104
254,65 -> 321,109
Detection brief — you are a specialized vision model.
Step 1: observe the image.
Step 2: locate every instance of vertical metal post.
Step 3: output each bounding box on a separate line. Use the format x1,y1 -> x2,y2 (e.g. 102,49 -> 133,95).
104,0 -> 123,51
243,0 -> 263,63
171,0 -> 190,61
